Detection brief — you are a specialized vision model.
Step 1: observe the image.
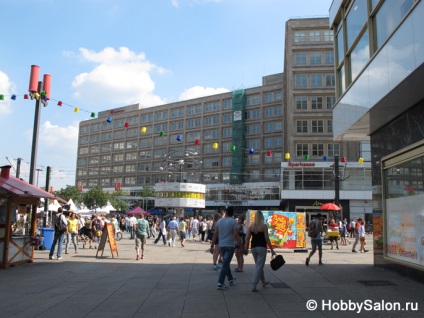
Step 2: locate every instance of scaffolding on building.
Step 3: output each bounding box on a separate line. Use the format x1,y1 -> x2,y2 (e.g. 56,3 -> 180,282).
230,89 -> 246,184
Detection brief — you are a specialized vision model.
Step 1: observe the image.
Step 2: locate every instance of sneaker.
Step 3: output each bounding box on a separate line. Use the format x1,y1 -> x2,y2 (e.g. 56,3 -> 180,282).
57,257 -> 62,260
364,249 -> 369,253
229,276 -> 236,286
305,257 -> 310,266
49,256 -> 53,260
217,283 -> 228,290
352,250 -> 357,253
212,264 -> 221,270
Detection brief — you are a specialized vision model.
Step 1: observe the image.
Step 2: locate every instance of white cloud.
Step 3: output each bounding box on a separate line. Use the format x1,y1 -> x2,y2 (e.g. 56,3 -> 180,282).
171,0 -> 179,7
71,47 -> 167,108
0,70 -> 14,114
178,86 -> 230,101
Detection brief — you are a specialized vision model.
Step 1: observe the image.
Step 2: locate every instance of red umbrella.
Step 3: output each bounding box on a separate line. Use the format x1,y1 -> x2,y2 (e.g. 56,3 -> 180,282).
320,203 -> 341,211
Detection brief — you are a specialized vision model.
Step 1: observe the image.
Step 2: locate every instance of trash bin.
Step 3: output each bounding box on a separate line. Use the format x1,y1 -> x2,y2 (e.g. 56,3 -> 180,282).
39,227 -> 55,250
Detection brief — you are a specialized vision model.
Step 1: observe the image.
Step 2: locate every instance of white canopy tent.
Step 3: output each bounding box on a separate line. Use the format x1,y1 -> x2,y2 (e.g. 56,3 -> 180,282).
67,199 -> 79,211
47,199 -> 62,212
95,201 -> 116,214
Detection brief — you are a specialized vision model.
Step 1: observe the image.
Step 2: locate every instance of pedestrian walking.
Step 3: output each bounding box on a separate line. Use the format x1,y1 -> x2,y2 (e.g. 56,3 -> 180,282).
210,206 -> 243,290
65,211 -> 78,254
245,210 -> 276,292
49,207 -> 68,260
167,216 -> 179,247
135,214 -> 149,260
154,217 -> 167,245
305,213 -> 324,266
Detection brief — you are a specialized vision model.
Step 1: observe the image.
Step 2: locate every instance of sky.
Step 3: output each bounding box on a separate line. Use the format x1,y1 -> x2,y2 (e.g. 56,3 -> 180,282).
0,0 -> 333,191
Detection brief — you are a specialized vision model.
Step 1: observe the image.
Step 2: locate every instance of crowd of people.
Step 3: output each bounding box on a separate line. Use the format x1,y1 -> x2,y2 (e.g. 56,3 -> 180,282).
47,207 -> 370,293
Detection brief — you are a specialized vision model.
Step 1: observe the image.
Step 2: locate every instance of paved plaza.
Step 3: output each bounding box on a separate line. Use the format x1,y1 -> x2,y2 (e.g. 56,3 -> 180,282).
0,233 -> 423,318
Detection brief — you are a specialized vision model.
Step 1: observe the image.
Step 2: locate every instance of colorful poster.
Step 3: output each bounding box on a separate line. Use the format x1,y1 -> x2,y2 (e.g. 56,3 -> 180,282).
386,194 -> 424,267
373,214 -> 383,250
247,210 -> 306,249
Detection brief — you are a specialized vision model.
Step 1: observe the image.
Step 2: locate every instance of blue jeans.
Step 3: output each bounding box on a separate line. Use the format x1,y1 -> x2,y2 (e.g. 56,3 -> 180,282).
218,246 -> 235,285
154,229 -> 167,245
49,231 -> 65,258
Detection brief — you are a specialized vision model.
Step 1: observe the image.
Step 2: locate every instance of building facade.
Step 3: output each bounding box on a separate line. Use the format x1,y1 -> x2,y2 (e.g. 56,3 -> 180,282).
75,17 -> 371,221
282,18 -> 371,223
329,0 -> 424,281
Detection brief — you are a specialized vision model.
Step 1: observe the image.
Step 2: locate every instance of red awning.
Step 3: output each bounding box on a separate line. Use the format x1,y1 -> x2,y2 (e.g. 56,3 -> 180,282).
0,169 -> 57,200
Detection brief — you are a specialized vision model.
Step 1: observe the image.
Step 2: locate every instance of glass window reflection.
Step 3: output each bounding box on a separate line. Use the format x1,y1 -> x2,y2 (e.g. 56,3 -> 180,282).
375,0 -> 414,49
350,29 -> 369,81
336,25 -> 344,66
346,0 -> 368,50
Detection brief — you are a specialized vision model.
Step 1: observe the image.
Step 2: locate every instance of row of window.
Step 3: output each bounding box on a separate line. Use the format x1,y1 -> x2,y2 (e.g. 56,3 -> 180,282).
296,143 -> 340,157
78,146 -> 284,166
294,30 -> 334,43
77,168 -> 282,187
79,121 -> 284,145
335,0 -> 415,96
80,106 -> 283,136
295,73 -> 335,87
295,96 -> 336,110
294,51 -> 335,65
296,120 -> 333,134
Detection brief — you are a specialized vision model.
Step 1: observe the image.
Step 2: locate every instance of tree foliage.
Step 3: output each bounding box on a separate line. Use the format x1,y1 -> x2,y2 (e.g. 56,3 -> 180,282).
109,189 -> 130,212
52,186 -> 83,204
83,186 -> 109,210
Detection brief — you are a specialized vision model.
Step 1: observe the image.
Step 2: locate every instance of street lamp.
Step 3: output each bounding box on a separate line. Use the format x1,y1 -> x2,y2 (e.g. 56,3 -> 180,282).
159,150 -> 202,183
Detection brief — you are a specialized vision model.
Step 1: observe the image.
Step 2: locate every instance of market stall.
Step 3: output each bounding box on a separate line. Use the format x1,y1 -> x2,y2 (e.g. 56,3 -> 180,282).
0,165 -> 58,268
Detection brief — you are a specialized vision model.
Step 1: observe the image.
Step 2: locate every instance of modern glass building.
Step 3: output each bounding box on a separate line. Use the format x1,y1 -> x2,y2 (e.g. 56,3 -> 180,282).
329,0 -> 424,281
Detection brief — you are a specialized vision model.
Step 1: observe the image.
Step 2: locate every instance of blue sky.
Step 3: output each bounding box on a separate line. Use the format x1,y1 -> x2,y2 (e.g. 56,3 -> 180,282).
0,0 -> 333,190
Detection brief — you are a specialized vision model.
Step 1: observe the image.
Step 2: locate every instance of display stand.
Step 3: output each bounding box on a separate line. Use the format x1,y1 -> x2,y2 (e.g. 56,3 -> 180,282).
96,223 -> 118,258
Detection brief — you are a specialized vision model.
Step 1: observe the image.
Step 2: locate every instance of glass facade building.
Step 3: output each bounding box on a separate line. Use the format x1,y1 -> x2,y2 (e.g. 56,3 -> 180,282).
330,0 -> 424,281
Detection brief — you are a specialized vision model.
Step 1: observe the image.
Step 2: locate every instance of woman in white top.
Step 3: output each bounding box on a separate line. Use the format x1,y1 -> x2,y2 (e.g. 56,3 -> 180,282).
358,220 -> 368,253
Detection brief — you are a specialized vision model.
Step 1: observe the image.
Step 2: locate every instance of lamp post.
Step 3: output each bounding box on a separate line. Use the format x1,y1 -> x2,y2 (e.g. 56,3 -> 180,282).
28,65 -> 51,185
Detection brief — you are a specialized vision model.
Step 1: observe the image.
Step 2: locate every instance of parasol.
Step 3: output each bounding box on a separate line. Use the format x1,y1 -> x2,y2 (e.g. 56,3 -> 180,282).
320,203 -> 341,211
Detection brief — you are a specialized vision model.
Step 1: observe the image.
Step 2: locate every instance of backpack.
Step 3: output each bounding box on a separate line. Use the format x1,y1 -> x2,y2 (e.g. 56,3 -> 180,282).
55,213 -> 67,232
308,220 -> 319,238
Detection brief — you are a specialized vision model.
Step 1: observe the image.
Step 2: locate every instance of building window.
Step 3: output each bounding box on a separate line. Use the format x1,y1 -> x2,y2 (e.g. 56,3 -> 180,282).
274,106 -> 282,115
325,74 -> 335,87
312,144 -> 324,157
264,107 -> 273,118
328,144 -> 340,157
325,51 -> 334,65
311,97 -> 323,110
246,95 -> 260,105
346,0 -> 368,50
223,99 -> 232,109
126,152 -> 137,161
310,52 -> 322,65
295,52 -> 307,65
222,127 -> 231,138
327,120 -> 333,133
297,120 -> 308,133
295,74 -> 307,87
128,116 -> 139,125
294,31 -> 306,43
113,130 -> 125,140
113,142 -> 124,150
264,123 -> 273,133
309,31 -> 321,42
312,120 -> 324,133
296,97 -> 308,110
350,29 -> 369,82
113,154 -> 124,162
124,176 -> 136,185
101,143 -> 112,152
79,147 -> 88,155
296,144 -> 309,156
141,114 -> 153,122
264,138 -> 273,148
125,164 -> 136,173
310,74 -> 322,87
205,101 -> 220,112
114,119 -> 125,128
326,96 -> 336,109
222,113 -> 231,123
274,122 -> 282,131
100,155 -> 111,164
324,30 -> 334,42
89,156 -> 99,165
336,25 -> 344,66
222,157 -> 232,167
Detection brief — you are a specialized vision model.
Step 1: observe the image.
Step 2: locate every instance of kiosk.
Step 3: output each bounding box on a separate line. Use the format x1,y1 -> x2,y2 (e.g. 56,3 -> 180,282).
0,165 -> 58,268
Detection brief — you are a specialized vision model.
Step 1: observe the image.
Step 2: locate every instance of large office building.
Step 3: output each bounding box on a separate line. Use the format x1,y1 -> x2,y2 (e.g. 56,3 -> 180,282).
76,17 -> 370,220
329,0 -> 424,281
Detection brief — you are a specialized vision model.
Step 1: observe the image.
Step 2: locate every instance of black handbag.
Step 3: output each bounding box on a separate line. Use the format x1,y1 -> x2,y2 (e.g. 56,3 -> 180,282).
270,254 -> 285,270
